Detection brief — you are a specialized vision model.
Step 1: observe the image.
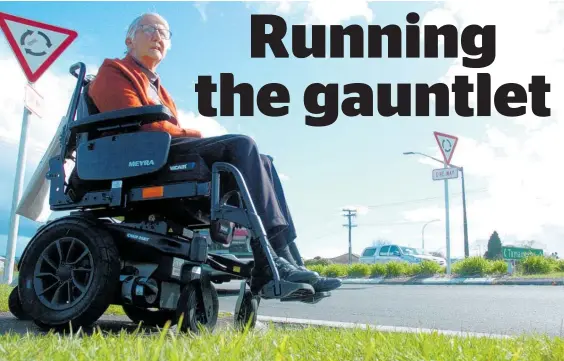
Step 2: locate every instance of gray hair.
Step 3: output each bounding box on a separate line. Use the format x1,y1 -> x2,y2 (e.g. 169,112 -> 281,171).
125,12 -> 171,54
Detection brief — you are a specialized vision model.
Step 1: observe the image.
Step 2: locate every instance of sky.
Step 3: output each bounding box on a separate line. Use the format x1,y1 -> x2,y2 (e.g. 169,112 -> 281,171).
0,0 -> 562,260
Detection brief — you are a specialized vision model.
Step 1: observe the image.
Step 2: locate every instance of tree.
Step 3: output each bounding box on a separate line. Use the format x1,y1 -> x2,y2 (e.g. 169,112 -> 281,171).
485,231 -> 502,260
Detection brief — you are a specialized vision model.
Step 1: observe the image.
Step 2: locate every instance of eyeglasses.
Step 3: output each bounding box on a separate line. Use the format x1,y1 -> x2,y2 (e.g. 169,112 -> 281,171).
138,24 -> 172,40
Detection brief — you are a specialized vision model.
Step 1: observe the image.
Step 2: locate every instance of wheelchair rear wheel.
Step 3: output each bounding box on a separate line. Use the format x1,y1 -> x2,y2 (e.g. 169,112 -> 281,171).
18,216 -> 121,331
122,305 -> 177,327
9,286 -> 31,320
176,281 -> 219,333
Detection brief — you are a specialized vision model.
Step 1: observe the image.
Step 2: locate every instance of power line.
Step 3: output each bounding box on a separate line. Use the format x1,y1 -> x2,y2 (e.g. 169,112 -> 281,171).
343,208 -> 357,265
365,188 -> 489,209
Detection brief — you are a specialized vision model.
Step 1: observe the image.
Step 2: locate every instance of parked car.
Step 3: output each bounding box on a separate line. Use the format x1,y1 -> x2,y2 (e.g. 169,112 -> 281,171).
359,244 -> 446,266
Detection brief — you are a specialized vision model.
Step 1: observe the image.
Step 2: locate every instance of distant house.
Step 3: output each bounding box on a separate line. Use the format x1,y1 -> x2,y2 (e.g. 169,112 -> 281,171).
329,253 -> 360,264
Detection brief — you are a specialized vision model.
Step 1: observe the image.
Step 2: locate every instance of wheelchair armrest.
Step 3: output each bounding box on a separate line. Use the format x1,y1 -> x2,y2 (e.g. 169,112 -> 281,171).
70,105 -> 174,133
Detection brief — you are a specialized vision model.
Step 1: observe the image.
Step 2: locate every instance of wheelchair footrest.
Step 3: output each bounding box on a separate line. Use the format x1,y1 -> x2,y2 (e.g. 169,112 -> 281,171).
280,291 -> 331,304
259,280 -> 315,300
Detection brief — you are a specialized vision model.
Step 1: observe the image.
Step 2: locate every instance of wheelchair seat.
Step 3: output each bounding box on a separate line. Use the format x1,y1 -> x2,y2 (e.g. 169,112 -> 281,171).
60,71 -> 216,226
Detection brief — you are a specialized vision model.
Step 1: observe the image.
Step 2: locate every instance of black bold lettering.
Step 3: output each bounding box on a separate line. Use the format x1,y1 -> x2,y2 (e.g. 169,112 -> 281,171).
494,83 -> 527,117
303,83 -> 339,126
529,76 -> 551,117
257,83 -> 290,117
377,84 -> 411,116
476,73 -> 491,116
415,83 -> 449,116
250,14 -> 289,58
195,75 -> 217,117
461,25 -> 496,68
405,12 -> 420,58
452,76 -> 474,116
293,24 -> 326,58
342,83 -> 373,116
330,25 -> 364,58
367,25 -> 402,58
424,25 -> 458,58
219,73 -> 254,116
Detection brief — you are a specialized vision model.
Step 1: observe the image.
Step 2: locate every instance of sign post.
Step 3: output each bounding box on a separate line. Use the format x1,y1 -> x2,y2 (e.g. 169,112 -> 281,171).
0,12 -> 77,284
433,131 -> 459,275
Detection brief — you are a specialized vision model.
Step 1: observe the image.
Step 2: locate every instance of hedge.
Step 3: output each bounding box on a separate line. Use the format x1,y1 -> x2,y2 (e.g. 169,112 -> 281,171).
303,255 -> 562,278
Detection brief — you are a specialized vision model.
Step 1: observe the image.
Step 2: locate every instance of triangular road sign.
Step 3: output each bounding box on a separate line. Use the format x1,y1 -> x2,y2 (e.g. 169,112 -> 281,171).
0,12 -> 77,83
434,131 -> 458,165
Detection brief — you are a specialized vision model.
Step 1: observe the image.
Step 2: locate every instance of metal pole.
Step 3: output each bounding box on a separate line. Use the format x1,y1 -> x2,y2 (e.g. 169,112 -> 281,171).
460,167 -> 469,258
3,105 -> 32,284
421,219 -> 439,251
444,160 -> 451,275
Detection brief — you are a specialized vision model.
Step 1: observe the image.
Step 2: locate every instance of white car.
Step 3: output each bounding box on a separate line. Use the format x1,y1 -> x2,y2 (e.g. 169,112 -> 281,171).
359,244 -> 446,266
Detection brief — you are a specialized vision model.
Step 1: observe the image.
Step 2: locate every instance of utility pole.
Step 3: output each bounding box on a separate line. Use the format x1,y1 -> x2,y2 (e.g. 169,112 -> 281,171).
342,209 -> 357,265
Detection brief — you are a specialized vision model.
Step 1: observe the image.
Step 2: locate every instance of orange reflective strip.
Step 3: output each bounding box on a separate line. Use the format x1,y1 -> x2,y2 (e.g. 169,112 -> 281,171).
142,186 -> 164,199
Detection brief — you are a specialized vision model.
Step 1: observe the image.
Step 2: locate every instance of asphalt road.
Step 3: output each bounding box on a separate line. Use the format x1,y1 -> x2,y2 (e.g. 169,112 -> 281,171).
215,283 -> 564,337
2,283 -> 564,337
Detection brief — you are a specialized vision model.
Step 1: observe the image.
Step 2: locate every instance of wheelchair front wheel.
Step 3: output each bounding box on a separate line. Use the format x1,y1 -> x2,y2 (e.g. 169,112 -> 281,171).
234,290 -> 258,331
176,281 -> 219,333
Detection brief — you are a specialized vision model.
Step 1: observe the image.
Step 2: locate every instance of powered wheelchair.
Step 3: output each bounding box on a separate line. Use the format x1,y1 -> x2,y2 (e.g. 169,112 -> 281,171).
9,62 -> 330,333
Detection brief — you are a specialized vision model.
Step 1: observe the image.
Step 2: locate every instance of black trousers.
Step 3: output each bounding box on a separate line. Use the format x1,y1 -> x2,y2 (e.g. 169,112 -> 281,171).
170,134 -> 296,250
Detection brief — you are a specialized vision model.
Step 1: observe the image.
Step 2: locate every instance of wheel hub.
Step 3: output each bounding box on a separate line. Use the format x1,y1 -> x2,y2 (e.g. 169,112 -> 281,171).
56,264 -> 73,282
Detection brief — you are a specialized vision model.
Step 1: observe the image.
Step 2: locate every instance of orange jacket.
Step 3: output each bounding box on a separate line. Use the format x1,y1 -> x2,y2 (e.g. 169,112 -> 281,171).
88,54 -> 202,138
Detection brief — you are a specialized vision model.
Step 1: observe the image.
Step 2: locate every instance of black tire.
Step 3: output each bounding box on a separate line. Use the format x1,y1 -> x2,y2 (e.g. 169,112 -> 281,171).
122,305 -> 177,327
17,216 -> 121,331
234,290 -> 258,331
176,281 -> 219,333
9,286 -> 31,320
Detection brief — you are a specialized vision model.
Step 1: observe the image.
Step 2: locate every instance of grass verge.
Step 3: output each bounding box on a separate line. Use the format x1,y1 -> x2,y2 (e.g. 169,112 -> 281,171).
0,322 -> 563,360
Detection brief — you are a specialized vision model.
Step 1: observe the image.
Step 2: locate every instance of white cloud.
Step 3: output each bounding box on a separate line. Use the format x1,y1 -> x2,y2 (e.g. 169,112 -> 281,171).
406,0 -> 564,255
247,0 -> 373,25
176,110 -> 228,138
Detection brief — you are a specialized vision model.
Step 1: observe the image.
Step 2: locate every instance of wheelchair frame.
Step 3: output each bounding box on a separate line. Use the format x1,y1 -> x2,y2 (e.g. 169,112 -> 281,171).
13,62 -> 319,332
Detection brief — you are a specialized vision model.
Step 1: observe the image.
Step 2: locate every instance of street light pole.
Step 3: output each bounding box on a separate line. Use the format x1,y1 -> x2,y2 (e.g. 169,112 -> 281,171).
422,219 -> 440,250
403,151 -> 470,259
460,167 -> 469,258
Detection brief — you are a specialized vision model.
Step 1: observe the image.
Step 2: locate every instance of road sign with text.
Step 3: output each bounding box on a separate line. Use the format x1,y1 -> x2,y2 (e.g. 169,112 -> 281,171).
434,131 -> 458,165
432,167 -> 459,181
502,246 -> 543,260
0,12 -> 78,83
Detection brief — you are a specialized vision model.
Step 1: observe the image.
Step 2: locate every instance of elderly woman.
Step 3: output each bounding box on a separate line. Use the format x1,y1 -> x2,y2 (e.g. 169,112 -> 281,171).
87,13 -> 341,295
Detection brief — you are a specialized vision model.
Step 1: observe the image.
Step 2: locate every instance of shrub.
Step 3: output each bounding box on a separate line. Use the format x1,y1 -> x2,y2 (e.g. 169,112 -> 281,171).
307,264 -> 325,275
488,260 -> 508,275
556,260 -> 564,272
416,260 -> 442,276
404,263 -> 421,276
323,264 -> 349,278
370,264 -> 387,278
304,257 -> 333,267
519,255 -> 553,275
347,263 -> 371,278
451,256 -> 490,277
386,261 -> 407,277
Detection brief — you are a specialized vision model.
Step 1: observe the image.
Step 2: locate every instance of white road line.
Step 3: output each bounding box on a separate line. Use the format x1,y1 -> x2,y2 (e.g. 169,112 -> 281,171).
253,315 -> 513,339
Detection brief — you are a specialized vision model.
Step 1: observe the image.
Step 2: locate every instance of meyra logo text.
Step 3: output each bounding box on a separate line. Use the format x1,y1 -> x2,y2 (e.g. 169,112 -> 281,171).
127,233 -> 150,242
129,160 -> 155,167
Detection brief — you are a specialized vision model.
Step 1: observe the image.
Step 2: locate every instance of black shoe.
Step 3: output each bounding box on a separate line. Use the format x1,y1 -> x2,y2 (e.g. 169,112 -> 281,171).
311,277 -> 342,292
250,257 -> 318,294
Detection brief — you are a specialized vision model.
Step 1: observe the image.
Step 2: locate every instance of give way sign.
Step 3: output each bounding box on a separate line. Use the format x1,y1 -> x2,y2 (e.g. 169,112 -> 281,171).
0,12 -> 78,83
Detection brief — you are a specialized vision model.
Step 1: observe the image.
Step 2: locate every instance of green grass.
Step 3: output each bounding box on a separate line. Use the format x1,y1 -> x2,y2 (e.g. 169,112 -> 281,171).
512,271 -> 564,279
0,323 -> 562,360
